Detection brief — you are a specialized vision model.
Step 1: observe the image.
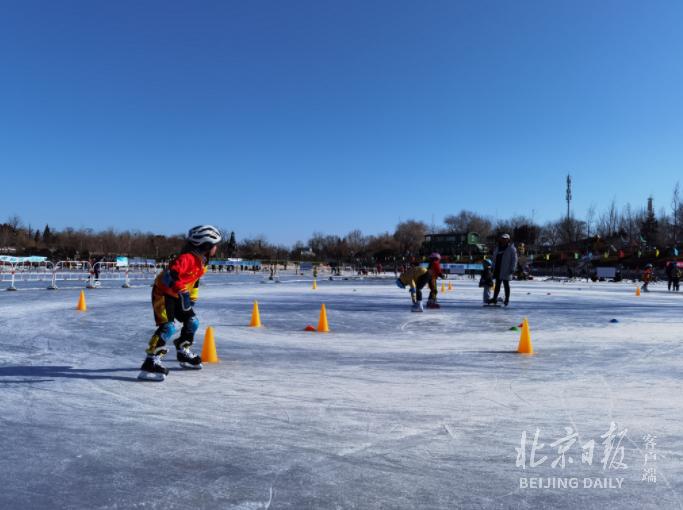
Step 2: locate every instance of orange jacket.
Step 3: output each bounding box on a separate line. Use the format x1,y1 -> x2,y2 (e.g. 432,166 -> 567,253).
155,251 -> 207,299
642,268 -> 653,282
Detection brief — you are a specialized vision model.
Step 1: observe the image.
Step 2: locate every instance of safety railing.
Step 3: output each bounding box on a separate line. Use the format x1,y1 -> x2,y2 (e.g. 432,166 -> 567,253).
0,260 -> 161,290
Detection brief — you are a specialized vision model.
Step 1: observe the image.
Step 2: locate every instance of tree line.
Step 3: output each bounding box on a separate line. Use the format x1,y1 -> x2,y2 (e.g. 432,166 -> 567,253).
2,187 -> 682,264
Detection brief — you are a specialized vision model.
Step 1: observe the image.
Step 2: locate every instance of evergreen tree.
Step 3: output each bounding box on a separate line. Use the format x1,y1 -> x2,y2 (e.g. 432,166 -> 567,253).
227,231 -> 237,257
640,197 -> 658,246
42,224 -> 52,244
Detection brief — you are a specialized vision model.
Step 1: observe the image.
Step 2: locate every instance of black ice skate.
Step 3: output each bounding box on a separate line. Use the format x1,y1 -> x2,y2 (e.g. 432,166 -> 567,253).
174,340 -> 203,369
137,355 -> 169,382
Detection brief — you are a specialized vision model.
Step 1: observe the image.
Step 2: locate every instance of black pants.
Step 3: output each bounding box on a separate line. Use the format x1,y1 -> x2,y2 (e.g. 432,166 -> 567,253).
492,279 -> 510,304
414,273 -> 431,302
673,278 -> 680,292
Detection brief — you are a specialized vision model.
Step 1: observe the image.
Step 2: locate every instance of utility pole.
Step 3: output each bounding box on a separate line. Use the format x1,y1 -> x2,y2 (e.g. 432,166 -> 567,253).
566,174 -> 572,220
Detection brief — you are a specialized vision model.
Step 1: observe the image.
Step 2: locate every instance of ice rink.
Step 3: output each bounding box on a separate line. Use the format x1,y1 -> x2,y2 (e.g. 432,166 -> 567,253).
1,274 -> 682,509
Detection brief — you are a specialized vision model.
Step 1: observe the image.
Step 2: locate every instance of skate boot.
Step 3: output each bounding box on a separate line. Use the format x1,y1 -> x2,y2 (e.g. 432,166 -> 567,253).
137,355 -> 169,381
174,339 -> 203,369
411,301 -> 424,312
426,299 -> 440,309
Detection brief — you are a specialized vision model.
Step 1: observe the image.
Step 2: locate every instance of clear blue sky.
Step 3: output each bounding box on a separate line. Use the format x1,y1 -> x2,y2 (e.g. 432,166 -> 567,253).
1,1 -> 682,244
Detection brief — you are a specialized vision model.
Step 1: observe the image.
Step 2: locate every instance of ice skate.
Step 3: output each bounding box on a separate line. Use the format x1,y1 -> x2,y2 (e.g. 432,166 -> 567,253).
426,299 -> 440,309
137,355 -> 169,381
411,301 -> 424,312
175,339 -> 203,369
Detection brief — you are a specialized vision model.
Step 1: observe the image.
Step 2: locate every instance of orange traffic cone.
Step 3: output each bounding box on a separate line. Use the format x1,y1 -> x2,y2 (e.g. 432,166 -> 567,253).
448,281 -> 453,291
76,290 -> 87,312
636,286 -> 641,296
249,301 -> 262,328
201,326 -> 219,363
317,304 -> 330,333
517,318 -> 533,355
312,279 -> 317,290
441,281 -> 445,293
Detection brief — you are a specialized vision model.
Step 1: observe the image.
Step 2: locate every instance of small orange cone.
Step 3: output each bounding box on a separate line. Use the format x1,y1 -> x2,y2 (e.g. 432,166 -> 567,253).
317,304 -> 330,333
76,290 -> 87,312
201,326 -> 219,363
448,281 -> 453,291
517,318 -> 533,355
312,279 -> 317,290
636,286 -> 641,296
249,301 -> 262,327
441,281 -> 445,293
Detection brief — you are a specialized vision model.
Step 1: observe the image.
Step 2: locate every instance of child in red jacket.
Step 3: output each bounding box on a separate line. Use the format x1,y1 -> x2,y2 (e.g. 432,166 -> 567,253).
426,252 -> 446,309
642,263 -> 654,293
138,225 -> 222,381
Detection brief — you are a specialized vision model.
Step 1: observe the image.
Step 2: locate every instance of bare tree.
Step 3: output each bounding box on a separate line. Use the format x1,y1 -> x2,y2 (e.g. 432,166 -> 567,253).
585,204 -> 596,238
597,198 -> 619,238
444,210 -> 493,238
393,220 -> 428,255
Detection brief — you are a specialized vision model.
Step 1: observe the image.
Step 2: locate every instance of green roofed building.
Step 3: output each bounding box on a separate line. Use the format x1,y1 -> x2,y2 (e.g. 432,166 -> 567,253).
420,232 -> 487,259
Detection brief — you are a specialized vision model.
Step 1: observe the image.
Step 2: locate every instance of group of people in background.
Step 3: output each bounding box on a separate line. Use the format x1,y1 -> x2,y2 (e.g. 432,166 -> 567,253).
641,260 -> 681,293
397,233 -> 519,311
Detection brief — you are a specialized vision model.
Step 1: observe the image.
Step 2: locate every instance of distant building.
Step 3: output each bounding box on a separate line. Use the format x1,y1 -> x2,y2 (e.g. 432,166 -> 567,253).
421,232 -> 486,259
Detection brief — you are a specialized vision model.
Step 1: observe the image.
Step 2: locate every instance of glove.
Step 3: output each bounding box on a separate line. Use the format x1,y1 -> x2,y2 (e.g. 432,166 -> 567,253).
179,290 -> 193,312
409,288 -> 416,296
395,279 -> 405,289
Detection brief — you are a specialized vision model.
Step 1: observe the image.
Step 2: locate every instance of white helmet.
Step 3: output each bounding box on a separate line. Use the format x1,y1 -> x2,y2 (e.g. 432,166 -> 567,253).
187,225 -> 222,247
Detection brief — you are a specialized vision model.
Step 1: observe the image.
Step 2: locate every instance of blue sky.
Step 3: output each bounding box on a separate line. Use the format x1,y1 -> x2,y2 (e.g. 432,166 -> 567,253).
1,1 -> 682,244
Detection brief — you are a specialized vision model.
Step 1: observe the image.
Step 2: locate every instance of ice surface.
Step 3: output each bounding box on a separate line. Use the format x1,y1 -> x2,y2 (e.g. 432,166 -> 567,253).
1,274 -> 682,509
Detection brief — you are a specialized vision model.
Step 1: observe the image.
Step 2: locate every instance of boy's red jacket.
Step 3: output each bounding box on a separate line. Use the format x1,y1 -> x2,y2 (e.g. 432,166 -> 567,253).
429,260 -> 444,278
155,252 -> 207,299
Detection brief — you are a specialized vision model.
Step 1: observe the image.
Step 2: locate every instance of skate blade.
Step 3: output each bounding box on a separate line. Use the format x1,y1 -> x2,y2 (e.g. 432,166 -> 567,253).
137,371 -> 166,381
179,362 -> 203,370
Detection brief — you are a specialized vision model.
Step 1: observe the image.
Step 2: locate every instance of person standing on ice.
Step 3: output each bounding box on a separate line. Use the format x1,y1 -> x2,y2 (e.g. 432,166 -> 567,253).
489,233 -> 518,306
672,260 -> 681,292
138,225 -> 222,381
396,257 -> 430,312
426,252 -> 446,309
666,259 -> 676,291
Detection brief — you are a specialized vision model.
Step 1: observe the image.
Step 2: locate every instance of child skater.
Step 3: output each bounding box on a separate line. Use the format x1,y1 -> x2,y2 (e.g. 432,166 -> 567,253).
426,252 -> 446,309
479,258 -> 494,305
396,257 -> 430,312
138,225 -> 222,381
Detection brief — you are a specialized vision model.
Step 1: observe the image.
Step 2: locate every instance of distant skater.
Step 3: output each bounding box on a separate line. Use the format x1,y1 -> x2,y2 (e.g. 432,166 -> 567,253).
642,263 -> 654,292
479,258 -> 494,305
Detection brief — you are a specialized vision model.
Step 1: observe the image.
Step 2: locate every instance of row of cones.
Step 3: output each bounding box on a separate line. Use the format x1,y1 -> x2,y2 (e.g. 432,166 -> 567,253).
199,301 -> 331,364
440,281 -> 454,293
206,312 -> 534,362
249,300 -> 330,332
77,290 -> 529,359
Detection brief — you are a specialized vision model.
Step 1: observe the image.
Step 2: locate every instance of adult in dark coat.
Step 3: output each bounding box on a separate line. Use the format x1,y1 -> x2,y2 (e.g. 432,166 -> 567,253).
489,233 -> 518,306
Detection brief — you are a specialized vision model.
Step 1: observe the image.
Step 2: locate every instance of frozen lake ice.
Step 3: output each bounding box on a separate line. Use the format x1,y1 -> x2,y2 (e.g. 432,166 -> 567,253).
1,274 -> 682,509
